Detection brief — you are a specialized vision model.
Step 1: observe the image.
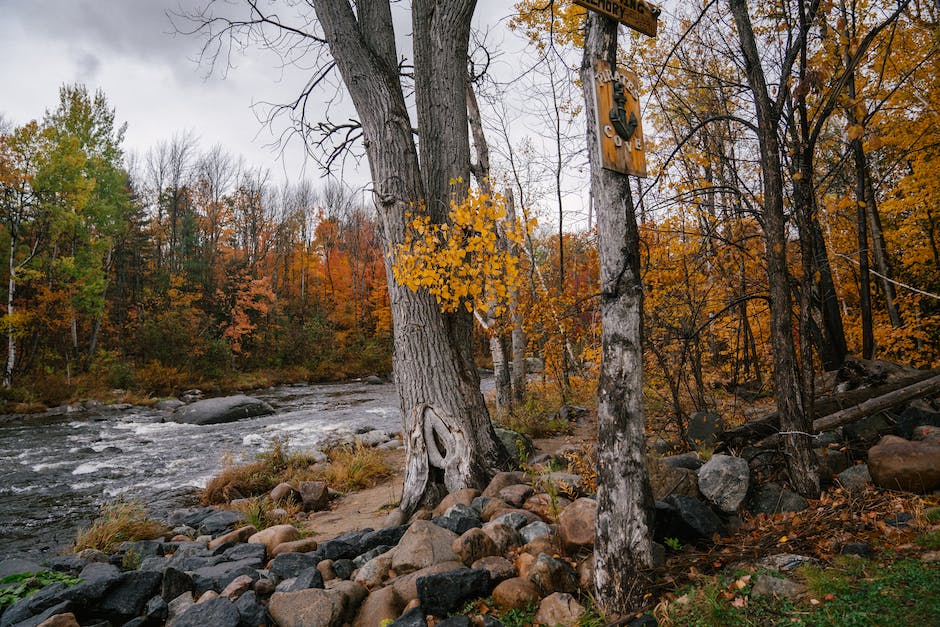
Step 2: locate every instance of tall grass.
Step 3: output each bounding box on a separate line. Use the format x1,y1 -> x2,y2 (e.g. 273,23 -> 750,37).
72,502 -> 167,554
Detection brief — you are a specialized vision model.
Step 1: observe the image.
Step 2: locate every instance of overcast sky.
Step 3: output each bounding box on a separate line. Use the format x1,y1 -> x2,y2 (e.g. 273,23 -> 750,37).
0,0 -> 521,186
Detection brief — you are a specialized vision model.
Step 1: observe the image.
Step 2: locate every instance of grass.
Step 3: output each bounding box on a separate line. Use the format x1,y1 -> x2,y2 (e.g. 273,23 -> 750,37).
0,571 -> 83,610
308,443 -> 394,493
228,495 -> 306,531
658,558 -> 940,626
72,502 -> 168,554
492,376 -> 597,438
916,530 -> 940,550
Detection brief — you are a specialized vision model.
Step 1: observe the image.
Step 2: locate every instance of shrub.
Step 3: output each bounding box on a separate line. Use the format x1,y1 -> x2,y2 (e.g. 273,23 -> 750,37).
73,502 -> 167,554
304,443 -> 393,493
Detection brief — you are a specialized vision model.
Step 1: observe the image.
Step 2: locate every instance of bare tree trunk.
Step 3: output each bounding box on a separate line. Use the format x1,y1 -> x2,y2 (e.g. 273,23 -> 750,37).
864,168 -> 902,327
730,0 -> 820,498
582,12 -> 653,615
312,0 -> 507,514
505,190 -> 528,405
5,233 -> 16,388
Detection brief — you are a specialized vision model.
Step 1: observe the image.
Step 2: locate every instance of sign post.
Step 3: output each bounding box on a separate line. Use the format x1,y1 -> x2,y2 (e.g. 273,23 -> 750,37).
572,0 -> 661,37
591,60 -> 647,177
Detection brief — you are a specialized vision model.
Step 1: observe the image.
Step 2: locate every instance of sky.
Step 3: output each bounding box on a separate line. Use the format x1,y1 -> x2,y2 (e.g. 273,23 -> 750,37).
0,0 -> 528,194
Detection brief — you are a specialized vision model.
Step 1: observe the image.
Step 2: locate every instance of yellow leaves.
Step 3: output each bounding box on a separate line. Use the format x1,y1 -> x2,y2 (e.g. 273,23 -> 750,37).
392,188 -> 528,320
846,124 -> 865,141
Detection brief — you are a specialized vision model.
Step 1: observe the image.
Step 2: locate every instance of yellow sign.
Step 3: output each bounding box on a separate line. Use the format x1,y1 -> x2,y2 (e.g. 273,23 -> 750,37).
592,60 -> 647,177
573,0 -> 661,37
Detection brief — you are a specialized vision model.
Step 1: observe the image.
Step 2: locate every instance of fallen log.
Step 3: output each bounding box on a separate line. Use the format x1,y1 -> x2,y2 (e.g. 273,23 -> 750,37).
812,373 -> 940,432
719,368 -> 940,450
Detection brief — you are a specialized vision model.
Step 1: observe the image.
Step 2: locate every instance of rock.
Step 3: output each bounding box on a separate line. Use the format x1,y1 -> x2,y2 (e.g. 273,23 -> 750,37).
282,567 -> 326,592
268,589 -> 345,627
836,464 -> 872,492
438,617 -> 473,627
353,586 -> 404,627
841,542 -> 872,557
648,456 -> 700,501
391,520 -> 459,575
523,493 -> 570,522
208,525 -> 258,550
541,473 -> 586,497
662,452 -> 704,470
686,411 -> 723,448
913,424 -> 940,444
749,483 -> 809,515
169,394 -> 274,425
534,592 -> 585,626
844,414 -> 894,448
270,482 -> 301,504
271,537 -> 320,557
389,606 -> 428,627
388,561 -> 465,603
471,556 -> 516,583
220,574 -> 255,600
234,591 -> 269,626
172,596 -> 241,627
270,552 -> 321,584
816,448 -> 850,481
325,580 -> 368,622
481,522 -> 525,554
144,594 -> 169,623
155,398 -> 185,411
254,578 -> 276,596
483,471 -> 527,498
697,454 -> 749,513
494,428 -> 535,463
0,557 -> 43,578
751,574 -> 807,599
558,497 -> 596,552
162,567 -> 194,602
492,577 -> 541,610
498,484 -> 534,508
197,509 -> 247,536
481,498 -> 512,522
298,481 -> 330,512
527,554 -> 578,596
333,559 -> 355,580
199,590 -> 221,603
557,405 -> 588,423
192,559 -> 261,596
355,552 -> 394,590
576,556 -> 593,591
868,435 -> 940,492
249,524 -> 300,555
221,541 -> 266,564
6,601 -> 74,627
515,552 -> 536,579
416,567 -> 491,617
166,592 -> 195,624
655,495 -> 722,542
520,521 -> 554,544
755,553 -> 820,572
364,375 -> 385,385
357,429 -> 390,447
36,613 -> 80,627
490,509 -> 537,530
433,503 -> 482,534
453,528 -> 500,565
433,488 -> 482,517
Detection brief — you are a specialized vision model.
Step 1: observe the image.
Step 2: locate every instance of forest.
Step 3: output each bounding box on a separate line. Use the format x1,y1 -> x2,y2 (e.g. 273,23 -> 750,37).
0,0 -> 937,421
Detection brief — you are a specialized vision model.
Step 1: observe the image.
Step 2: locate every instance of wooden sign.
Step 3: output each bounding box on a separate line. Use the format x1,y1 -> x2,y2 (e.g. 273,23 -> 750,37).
573,0 -> 661,38
591,60 -> 647,177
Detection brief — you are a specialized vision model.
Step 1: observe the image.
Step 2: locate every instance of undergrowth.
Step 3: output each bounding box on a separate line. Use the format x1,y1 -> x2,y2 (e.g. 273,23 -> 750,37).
492,375 -> 596,437
0,571 -> 82,610
72,502 -> 167,554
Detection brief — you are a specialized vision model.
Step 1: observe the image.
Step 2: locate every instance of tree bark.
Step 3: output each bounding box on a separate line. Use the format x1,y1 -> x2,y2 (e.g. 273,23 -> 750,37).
582,12 -> 654,615
729,0 -> 820,497
813,373 -> 940,432
311,0 -> 507,514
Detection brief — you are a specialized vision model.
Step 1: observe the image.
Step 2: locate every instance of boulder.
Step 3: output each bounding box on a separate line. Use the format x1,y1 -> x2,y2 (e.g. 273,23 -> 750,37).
494,427 -> 535,463
355,552 -> 394,590
490,509 -> 539,529
520,521 -> 554,544
913,424 -> 940,444
249,524 -> 300,555
534,592 -> 585,626
98,571 -> 163,624
391,520 -> 459,574
527,554 -> 578,596
197,509 -> 247,536
750,574 -> 807,599
353,586 -> 404,627
162,567 -> 194,602
482,471 -> 527,498
686,411 -> 723,448
0,557 -> 42,578
836,464 -> 872,492
471,556 -> 516,583
492,577 -> 541,610
498,484 -> 535,508
270,482 -> 301,504
453,528 -> 500,565
269,552 -> 321,584
234,591 -> 269,626
697,454 -> 749,513
648,456 -> 700,501
655,495 -> 722,542
433,504 -> 482,535
388,561 -> 465,603
36,613 -> 80,627
433,488 -> 481,517
172,596 -> 241,627
523,493 -> 570,522
661,452 -> 704,471
541,473 -> 586,497
481,521 -> 525,554
281,567 -> 325,592
220,574 -> 255,600
271,537 -> 320,557
191,559 -> 261,596
868,435 -> 940,492
325,580 -> 368,623
268,589 -> 345,627
390,606 -> 429,627
416,567 -> 491,616
481,498 -> 512,522
169,394 -> 274,425
558,498 -> 596,552
208,525 -> 258,550
298,481 -> 330,512
166,592 -> 195,624
749,483 -> 809,515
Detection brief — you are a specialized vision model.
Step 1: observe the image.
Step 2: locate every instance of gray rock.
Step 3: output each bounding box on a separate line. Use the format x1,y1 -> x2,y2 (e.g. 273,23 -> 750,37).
162,567 -> 194,602
836,464 -> 872,492
686,411 -> 723,448
0,583 -> 68,627
520,521 -> 554,544
416,567 -> 491,616
145,594 -> 169,623
234,590 -> 270,626
332,559 -> 355,580
192,559 -> 262,595
197,510 -> 247,536
166,591 -> 195,624
4,600 -> 74,627
169,395 -> 274,426
661,453 -> 704,470
98,570 -> 163,624
221,542 -> 266,565
494,427 -> 534,464
0,558 -> 42,579
697,454 -> 749,513
557,405 -> 588,422
749,483 -> 809,515
751,574 -> 806,599
843,413 -> 894,447
357,429 -> 389,447
389,606 -> 428,627
433,504 -> 482,535
282,568 -> 324,592
755,553 -> 820,572
269,553 -> 319,584
155,398 -> 185,411
490,511 -> 529,531
172,596 -> 241,627
655,495 -> 723,542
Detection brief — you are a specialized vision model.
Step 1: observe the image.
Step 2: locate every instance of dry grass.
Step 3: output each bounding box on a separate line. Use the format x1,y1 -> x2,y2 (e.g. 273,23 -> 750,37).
493,375 -> 597,438
72,502 -> 167,554
307,443 -> 394,493
202,438 -> 321,505
227,495 -> 306,530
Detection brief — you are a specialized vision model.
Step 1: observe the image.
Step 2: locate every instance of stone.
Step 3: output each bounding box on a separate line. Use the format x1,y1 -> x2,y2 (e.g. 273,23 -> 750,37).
541,473 -> 586,497
661,452 -> 704,470
844,413 -> 895,448
453,528 -> 500,565
520,521 -> 554,544
515,552 -> 536,579
534,592 -> 585,626
913,424 -> 940,444
523,493 -> 571,523
360,525 -> 409,553
868,435 -> 940,492
557,405 -> 589,423
499,484 -> 534,508
490,510 -> 537,530
816,448 -> 850,481
655,495 -> 723,542
357,429 -> 390,447
234,591 -> 269,626
270,482 -> 301,504
270,552 -> 320,584
76,548 -> 110,564
685,411 -> 723,448
355,552 -> 394,590
749,483 -> 809,515
198,590 -> 220,603
318,559 -> 337,582
155,398 -> 185,411
353,586 -> 404,627
527,554 -> 578,596
494,427 -> 534,463
166,592 -> 195,624
697,454 -> 749,513
170,394 -> 274,425
648,456 -> 700,501
282,567 -> 326,592
558,497 -> 597,552
221,541 -> 266,564
471,556 -> 516,583
433,488 -> 482,517
841,542 -> 872,557
98,570 -> 163,624
6,602 -> 73,627
192,560 -> 261,596
751,574 -> 807,599
389,607 -> 428,627
836,464 -> 872,492
354,545 -> 394,568
481,521 -> 525,554
755,553 -> 820,572
483,471 -> 527,498
388,561 -> 465,603
254,578 -> 276,596
197,509 -> 247,536
416,568 -> 491,617
172,596 -> 241,627
249,524 -> 300,555
433,503 -> 482,535
325,580 -> 369,621
438,617 -> 472,627
481,498 -> 512,522
221,574 -> 254,600
271,536 -> 320,557
36,613 -> 80,627
333,559 -> 356,580
576,556 -> 593,591
144,595 -> 169,623
268,589 -> 346,627
0,557 -> 42,578
298,481 -> 330,512
520,535 -> 563,558
208,525 -> 258,550
492,577 -> 541,610
391,520 -> 459,574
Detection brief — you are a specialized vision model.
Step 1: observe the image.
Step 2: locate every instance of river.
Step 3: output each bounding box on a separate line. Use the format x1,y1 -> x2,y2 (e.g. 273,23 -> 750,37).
0,379 -> 406,561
